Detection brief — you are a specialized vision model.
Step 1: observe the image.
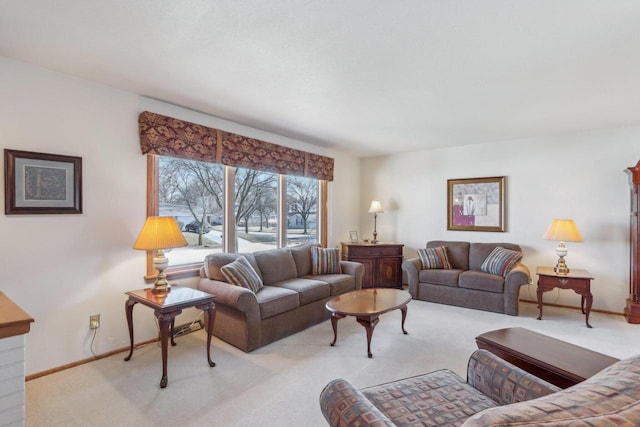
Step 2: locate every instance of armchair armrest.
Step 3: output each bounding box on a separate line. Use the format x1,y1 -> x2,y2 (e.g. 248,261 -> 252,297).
340,260 -> 365,290
319,378 -> 395,427
402,258 -> 421,298
467,349 -> 560,406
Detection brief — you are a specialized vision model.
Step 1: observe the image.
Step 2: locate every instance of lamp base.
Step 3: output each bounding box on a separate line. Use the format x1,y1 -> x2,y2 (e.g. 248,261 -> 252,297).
152,252 -> 171,293
554,256 -> 570,275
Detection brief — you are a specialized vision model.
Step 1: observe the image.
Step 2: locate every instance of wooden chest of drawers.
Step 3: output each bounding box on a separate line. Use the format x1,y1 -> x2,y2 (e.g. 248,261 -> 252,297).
341,243 -> 404,288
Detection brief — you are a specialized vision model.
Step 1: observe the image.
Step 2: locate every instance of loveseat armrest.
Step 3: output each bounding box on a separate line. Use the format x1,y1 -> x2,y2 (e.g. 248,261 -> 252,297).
502,262 -> 531,315
401,258 -> 421,298
197,278 -> 259,314
467,349 -> 560,406
319,378 -> 395,427
340,261 -> 365,290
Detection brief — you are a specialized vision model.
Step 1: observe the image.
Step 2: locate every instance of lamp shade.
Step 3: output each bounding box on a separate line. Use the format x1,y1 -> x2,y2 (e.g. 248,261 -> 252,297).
543,219 -> 583,242
133,216 -> 188,250
368,200 -> 384,214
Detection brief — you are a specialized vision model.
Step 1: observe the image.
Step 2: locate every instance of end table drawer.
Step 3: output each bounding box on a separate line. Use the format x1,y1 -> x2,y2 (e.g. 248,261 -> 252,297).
538,275 -> 589,291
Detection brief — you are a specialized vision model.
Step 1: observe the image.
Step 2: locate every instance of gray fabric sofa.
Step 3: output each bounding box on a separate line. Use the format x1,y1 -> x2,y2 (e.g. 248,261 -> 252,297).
320,348 -> 640,426
401,241 -> 530,315
198,243 -> 364,352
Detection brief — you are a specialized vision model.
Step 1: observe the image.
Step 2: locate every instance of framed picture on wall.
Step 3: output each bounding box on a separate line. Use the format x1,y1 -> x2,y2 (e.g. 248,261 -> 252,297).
447,176 -> 505,232
4,149 -> 83,214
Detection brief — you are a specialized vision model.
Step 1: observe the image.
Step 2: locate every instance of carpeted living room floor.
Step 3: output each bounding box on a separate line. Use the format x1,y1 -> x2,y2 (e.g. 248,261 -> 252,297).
25,300 -> 640,427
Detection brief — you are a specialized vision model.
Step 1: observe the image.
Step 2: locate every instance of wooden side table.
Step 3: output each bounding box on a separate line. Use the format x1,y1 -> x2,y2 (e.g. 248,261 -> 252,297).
124,285 -> 216,388
341,242 -> 404,288
536,266 -> 594,328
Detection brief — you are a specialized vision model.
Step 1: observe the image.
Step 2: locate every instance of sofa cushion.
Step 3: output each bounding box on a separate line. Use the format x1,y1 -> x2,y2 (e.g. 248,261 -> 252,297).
418,246 -> 452,269
480,246 -> 523,277
289,242 -> 320,276
204,252 -> 262,282
311,246 -> 342,274
272,278 -> 330,305
361,369 -> 497,426
255,285 -> 299,319
427,241 -> 470,270
418,269 -> 462,287
220,255 -> 264,293
459,270 -> 504,293
469,242 -> 521,271
254,247 -> 298,285
304,274 -> 355,296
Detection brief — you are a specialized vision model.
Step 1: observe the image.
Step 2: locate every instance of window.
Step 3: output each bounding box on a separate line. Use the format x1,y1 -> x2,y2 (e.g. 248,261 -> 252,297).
146,155 -> 326,279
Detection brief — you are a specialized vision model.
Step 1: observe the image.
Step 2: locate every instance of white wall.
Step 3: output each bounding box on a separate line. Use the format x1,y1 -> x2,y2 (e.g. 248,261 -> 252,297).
361,129 -> 640,313
0,56 -> 361,375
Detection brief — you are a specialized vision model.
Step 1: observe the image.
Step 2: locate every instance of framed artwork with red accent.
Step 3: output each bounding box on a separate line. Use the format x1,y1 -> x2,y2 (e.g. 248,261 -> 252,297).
447,176 -> 504,232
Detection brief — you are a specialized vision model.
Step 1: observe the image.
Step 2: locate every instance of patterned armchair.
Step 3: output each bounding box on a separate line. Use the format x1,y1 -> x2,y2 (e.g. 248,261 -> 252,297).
320,349 -> 640,426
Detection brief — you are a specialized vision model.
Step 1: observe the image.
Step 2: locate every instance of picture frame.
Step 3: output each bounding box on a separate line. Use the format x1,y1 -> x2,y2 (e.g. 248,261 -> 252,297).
349,230 -> 359,242
4,149 -> 83,215
447,176 -> 505,232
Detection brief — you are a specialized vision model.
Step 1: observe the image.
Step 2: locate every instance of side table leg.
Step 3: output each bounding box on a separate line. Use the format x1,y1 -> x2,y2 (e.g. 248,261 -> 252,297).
156,311 -> 175,388
400,305 -> 408,334
585,293 -> 593,328
329,313 -> 345,346
537,285 -> 544,320
202,303 -> 216,367
124,299 -> 137,361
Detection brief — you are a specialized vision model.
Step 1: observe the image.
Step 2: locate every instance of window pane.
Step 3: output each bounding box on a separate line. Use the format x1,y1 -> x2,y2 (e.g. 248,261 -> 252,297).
286,176 -> 318,247
158,157 -> 224,265
234,168 -> 278,252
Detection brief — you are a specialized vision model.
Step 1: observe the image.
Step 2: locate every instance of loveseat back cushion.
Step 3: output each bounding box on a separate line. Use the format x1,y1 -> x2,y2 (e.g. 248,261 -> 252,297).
289,242 -> 320,276
458,271 -> 504,293
255,285 -> 299,319
464,353 -> 640,426
254,247 -> 298,285
427,241 -> 470,270
204,252 -> 262,282
418,269 -> 463,287
469,242 -> 521,271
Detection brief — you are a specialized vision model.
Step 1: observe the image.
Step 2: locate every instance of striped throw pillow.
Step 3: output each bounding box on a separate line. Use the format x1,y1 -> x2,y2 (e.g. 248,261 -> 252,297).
480,247 -> 523,277
220,255 -> 263,293
418,246 -> 452,269
311,246 -> 342,275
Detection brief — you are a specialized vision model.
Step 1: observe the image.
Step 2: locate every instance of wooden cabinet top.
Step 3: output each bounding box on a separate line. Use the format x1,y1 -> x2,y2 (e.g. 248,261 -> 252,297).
341,242 -> 404,247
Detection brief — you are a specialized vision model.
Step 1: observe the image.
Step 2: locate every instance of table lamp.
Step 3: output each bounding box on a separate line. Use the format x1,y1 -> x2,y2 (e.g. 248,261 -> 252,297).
543,219 -> 583,275
368,200 -> 384,244
133,216 -> 188,293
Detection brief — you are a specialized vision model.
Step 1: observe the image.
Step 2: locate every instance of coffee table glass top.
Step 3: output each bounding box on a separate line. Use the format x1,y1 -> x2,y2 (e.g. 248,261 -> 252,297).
326,288 -> 412,316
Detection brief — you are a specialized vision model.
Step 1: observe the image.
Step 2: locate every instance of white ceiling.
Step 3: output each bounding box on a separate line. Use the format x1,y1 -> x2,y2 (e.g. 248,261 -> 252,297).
1,1 -> 640,157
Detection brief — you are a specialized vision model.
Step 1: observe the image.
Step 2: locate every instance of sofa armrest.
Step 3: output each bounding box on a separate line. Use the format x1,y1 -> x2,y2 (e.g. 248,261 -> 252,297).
502,262 -> 531,315
319,378 -> 395,427
340,260 -> 365,290
402,258 -> 421,298
197,278 -> 259,315
467,349 -> 560,406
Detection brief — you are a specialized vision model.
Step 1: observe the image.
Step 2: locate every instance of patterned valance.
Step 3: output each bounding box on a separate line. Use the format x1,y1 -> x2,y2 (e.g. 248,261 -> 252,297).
138,111 -> 334,181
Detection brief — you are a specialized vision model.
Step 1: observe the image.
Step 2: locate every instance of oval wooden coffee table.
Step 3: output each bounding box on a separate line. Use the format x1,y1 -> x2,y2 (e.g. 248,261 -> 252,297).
325,288 -> 412,358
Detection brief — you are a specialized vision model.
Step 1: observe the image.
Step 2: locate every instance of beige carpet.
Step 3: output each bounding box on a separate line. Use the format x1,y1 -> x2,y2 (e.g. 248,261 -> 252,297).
26,300 -> 640,427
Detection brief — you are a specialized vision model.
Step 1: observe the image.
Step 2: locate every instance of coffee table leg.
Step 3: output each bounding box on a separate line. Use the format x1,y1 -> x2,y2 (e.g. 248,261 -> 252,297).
330,313 -> 345,346
400,305 -> 408,334
357,316 -> 380,358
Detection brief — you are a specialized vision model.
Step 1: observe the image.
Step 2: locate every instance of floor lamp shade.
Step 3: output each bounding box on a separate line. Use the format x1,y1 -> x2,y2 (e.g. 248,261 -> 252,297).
133,216 -> 188,292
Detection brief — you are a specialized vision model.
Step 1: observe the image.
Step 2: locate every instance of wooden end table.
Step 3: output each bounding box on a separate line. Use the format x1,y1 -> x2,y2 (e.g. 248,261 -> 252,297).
124,285 -> 216,388
325,288 -> 411,358
536,266 -> 594,328
476,327 -> 619,388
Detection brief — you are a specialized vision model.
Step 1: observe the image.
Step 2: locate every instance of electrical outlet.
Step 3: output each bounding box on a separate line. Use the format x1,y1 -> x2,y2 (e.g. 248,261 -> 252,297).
89,314 -> 100,329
